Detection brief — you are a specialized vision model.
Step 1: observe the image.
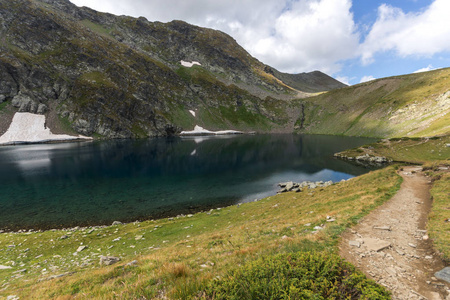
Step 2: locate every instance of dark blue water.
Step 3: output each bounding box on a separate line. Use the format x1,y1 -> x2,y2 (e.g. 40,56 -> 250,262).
0,134 -> 376,230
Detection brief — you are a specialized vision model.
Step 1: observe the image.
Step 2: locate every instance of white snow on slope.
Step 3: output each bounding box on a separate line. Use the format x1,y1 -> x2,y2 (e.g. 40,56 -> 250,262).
189,110 -> 196,117
180,125 -> 242,136
181,60 -> 201,67
0,112 -> 92,145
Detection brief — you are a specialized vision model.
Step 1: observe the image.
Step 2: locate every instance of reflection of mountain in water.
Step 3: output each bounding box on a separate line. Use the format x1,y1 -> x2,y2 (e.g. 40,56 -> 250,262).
0,134 -> 376,230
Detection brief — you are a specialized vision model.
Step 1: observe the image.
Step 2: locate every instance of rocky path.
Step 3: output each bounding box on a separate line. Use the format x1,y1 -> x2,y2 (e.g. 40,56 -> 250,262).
339,166 -> 449,300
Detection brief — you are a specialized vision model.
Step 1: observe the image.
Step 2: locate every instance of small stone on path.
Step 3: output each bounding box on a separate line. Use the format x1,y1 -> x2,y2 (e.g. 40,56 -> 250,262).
349,241 -> 361,248
373,226 -> 391,231
362,238 -> 391,252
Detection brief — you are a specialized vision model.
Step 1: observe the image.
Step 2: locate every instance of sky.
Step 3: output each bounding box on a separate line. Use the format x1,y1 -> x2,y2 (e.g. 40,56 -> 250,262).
69,0 -> 450,85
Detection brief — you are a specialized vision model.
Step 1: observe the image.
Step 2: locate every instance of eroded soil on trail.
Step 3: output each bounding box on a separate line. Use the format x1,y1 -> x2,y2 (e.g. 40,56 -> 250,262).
340,166 -> 449,300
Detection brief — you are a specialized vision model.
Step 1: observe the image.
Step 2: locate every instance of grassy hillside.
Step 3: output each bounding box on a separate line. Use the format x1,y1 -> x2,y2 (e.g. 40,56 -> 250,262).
335,135 -> 450,164
296,68 -> 450,138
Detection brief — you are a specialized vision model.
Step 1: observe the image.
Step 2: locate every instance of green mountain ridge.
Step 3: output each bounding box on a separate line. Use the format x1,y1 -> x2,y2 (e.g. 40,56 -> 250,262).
0,0 -> 448,139
0,0 -> 344,139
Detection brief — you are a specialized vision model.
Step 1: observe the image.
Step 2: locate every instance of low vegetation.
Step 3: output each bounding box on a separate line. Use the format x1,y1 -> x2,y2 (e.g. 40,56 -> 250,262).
428,169 -> 450,262
206,252 -> 390,299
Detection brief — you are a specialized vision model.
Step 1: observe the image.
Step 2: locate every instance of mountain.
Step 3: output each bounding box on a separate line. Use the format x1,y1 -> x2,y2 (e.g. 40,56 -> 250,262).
0,0 -> 345,139
294,68 -> 450,138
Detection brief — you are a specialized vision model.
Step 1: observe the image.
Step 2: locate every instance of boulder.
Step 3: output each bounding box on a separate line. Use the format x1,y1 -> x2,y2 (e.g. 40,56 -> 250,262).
100,256 -> 121,266
285,181 -> 294,191
435,267 -> 450,283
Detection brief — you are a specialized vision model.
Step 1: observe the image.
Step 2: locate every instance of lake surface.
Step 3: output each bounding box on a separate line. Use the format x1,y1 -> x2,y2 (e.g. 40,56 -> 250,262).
0,134 -> 377,231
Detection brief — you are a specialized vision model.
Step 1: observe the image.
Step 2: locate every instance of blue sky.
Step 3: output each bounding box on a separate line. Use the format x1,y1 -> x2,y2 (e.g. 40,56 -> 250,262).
70,0 -> 450,85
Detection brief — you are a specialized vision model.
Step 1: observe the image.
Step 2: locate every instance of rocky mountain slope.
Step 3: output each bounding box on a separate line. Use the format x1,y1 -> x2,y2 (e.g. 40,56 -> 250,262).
0,0 -> 345,139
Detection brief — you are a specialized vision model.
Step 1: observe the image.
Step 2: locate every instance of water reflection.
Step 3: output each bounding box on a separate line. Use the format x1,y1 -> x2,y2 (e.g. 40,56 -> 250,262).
0,134 -> 377,230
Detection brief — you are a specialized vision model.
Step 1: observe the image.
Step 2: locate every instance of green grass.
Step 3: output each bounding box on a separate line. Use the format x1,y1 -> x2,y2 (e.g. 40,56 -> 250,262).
80,20 -> 113,37
336,135 -> 450,164
0,101 -> 8,111
206,252 -> 390,299
428,170 -> 450,262
0,166 -> 402,299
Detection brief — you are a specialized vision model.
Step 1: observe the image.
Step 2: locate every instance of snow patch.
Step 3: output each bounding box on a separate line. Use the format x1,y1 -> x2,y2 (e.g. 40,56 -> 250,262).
0,112 -> 93,145
181,60 -> 201,68
180,125 -> 243,136
189,110 -> 196,117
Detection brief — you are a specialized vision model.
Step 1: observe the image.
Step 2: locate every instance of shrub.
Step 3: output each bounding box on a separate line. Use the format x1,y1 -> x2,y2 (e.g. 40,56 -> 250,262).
205,252 -> 390,299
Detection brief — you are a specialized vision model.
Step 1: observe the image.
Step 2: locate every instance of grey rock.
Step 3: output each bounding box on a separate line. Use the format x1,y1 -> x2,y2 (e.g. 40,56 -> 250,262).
349,241 -> 361,248
0,265 -> 12,269
285,181 -> 294,191
126,260 -> 138,266
363,238 -> 391,252
435,267 -> 450,283
76,245 -> 88,252
112,221 -> 123,226
100,256 -> 121,266
12,93 -> 36,113
373,226 -> 392,231
37,103 -> 48,114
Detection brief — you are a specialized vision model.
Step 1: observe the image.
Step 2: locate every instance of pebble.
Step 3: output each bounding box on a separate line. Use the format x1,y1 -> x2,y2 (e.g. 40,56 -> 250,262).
373,226 -> 391,231
126,260 -> 138,266
0,265 -> 12,270
77,245 -> 88,252
349,241 -> 361,248
408,243 -> 417,248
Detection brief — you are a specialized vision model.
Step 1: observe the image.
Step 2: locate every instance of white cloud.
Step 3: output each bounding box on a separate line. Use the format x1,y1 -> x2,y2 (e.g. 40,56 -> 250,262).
246,0 -> 360,74
69,0 -> 450,77
413,64 -> 435,73
360,0 -> 450,65
335,76 -> 351,85
70,0 -> 359,74
360,75 -> 376,83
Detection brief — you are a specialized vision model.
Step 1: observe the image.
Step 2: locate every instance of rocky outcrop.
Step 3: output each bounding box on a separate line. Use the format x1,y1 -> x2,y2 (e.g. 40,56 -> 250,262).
278,180 -> 333,193
334,153 -> 393,167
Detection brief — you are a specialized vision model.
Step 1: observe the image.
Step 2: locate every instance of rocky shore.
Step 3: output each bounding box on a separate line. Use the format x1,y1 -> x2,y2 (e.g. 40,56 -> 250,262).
277,180 -> 334,193
334,153 -> 393,167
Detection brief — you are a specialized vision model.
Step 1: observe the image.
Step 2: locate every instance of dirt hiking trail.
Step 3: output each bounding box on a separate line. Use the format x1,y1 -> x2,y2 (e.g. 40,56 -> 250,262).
340,166 -> 449,300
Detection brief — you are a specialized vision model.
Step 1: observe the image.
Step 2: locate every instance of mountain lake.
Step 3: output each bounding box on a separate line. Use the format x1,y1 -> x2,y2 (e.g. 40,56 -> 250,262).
0,134 -> 378,231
